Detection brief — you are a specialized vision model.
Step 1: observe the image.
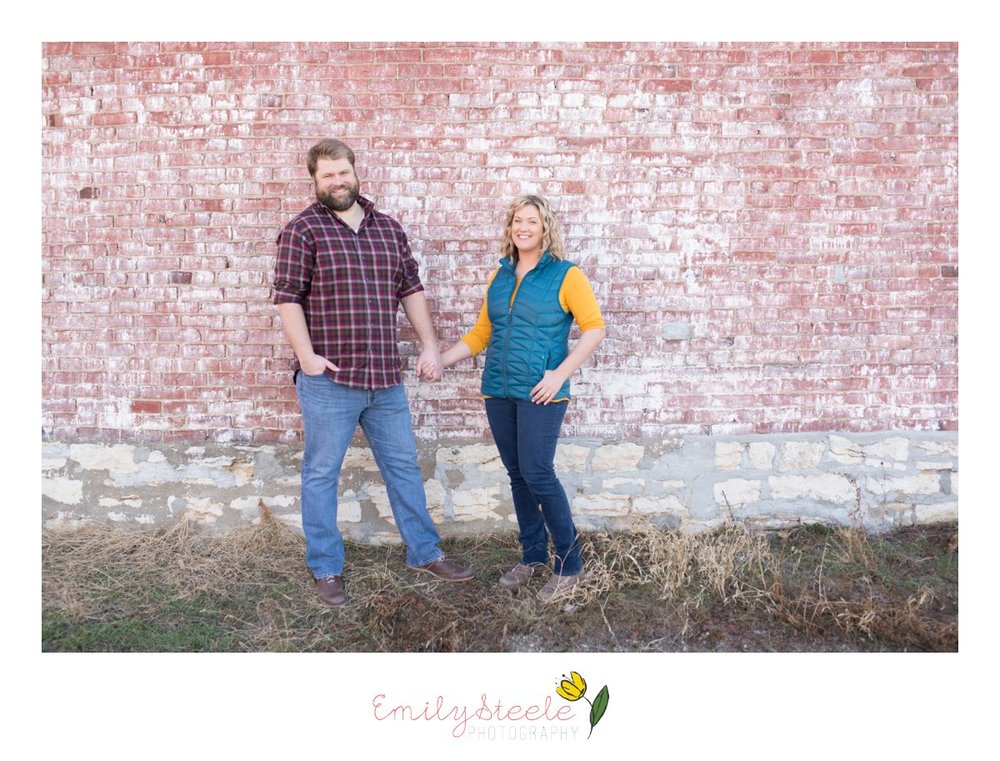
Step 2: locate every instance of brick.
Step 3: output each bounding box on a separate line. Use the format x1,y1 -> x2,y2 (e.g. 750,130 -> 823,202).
40,42 -> 957,443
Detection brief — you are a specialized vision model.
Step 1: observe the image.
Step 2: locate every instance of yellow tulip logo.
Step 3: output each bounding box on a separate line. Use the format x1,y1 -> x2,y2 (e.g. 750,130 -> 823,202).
555,671 -> 609,738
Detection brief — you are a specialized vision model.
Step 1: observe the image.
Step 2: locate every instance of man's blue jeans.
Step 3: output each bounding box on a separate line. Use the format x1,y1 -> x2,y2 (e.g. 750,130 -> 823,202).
295,372 -> 442,579
484,398 -> 583,576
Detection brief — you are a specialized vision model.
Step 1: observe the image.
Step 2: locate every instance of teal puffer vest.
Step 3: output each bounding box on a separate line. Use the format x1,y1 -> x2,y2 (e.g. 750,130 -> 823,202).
481,252 -> 576,401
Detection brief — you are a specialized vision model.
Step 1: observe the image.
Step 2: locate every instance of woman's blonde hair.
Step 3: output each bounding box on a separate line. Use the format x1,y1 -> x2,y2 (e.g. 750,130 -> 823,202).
499,194 -> 564,263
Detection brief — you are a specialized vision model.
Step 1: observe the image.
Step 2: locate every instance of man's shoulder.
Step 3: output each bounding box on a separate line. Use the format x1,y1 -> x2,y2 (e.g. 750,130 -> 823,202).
283,202 -> 327,230
365,205 -> 405,234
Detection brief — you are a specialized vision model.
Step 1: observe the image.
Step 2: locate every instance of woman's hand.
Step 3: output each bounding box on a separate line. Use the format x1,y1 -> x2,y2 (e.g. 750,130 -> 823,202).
530,370 -> 566,405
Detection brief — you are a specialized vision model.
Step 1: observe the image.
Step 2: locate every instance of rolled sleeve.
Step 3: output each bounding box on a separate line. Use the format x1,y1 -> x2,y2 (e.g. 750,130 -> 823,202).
395,229 -> 425,299
273,225 -> 314,304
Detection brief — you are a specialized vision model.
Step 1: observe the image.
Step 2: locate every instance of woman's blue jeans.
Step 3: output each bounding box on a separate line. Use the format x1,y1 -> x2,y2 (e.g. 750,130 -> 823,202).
295,372 -> 442,579
484,397 -> 582,576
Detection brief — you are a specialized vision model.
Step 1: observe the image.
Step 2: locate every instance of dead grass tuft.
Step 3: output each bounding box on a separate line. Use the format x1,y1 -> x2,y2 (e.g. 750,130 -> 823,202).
42,511 -> 958,652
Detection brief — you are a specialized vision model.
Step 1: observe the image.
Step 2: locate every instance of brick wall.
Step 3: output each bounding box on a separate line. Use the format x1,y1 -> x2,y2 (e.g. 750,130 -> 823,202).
41,42 -> 958,446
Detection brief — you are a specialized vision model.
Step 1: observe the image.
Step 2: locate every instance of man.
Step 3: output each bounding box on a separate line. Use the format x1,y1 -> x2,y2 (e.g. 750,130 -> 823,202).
273,138 -> 473,608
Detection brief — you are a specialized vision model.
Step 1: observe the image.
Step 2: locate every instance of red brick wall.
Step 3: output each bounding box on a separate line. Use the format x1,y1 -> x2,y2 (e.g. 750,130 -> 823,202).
41,42 -> 958,443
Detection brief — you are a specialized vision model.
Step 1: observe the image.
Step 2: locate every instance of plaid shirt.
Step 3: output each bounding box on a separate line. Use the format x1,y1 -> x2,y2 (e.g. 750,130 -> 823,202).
273,195 -> 424,389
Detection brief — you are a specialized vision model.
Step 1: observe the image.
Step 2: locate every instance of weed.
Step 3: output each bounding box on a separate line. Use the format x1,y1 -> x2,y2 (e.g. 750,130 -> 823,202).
41,513 -> 957,652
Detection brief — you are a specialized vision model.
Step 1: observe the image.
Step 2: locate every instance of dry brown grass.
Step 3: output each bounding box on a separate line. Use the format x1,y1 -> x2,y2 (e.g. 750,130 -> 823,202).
42,508 -> 958,652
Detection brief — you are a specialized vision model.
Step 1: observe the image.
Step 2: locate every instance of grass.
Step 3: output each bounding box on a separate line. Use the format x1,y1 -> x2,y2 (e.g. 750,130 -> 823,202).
41,506 -> 958,652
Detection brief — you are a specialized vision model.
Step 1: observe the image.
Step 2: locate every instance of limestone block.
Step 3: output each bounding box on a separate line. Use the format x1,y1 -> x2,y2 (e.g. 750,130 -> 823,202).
916,461 -> 955,471
343,447 -> 379,471
714,478 -> 762,506
229,461 -> 255,486
714,442 -> 744,471
42,443 -> 69,461
42,456 -> 67,471
555,444 -> 591,471
914,502 -> 958,523
866,473 -> 941,497
915,501 -> 958,523
368,531 -> 404,546
917,440 -> 958,457
69,443 -> 139,473
769,474 -> 856,503
748,442 -> 776,470
602,477 -> 646,494
633,495 -> 686,514
592,443 -> 645,472
338,501 -> 362,523
864,437 -> 909,463
182,497 -> 224,526
451,487 -> 504,521
228,495 -> 295,512
42,477 -> 83,505
424,479 -> 446,512
437,444 -> 501,467
829,436 -> 864,465
779,442 -> 825,471
368,484 -> 392,518
99,497 -> 143,508
275,513 -> 304,532
573,492 -> 631,516
44,512 -> 91,530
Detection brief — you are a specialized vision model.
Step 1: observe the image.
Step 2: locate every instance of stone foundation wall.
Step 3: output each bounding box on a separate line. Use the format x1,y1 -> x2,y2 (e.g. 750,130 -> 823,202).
42,430 -> 957,538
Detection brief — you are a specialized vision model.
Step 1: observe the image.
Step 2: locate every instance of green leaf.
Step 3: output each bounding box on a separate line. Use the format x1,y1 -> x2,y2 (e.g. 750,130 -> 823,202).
588,685 -> 609,738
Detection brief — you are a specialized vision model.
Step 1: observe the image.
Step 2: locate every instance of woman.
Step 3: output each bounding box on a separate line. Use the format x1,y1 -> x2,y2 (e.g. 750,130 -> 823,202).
437,194 -> 606,601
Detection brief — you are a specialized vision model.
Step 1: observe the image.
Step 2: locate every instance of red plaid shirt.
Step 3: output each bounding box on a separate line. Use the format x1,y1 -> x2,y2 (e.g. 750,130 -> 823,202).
273,195 -> 424,389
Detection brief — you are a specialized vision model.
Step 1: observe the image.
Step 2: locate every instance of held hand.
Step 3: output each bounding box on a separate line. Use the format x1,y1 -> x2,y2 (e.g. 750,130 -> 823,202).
300,353 -> 339,376
416,347 -> 444,382
530,370 -> 565,405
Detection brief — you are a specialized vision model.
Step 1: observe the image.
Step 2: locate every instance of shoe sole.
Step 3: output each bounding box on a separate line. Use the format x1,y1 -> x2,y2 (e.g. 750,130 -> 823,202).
406,567 -> 474,582
499,572 -> 546,589
318,596 -> 349,608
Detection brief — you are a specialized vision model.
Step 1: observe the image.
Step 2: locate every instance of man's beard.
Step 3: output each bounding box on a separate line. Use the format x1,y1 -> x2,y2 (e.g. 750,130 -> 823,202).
317,179 -> 360,212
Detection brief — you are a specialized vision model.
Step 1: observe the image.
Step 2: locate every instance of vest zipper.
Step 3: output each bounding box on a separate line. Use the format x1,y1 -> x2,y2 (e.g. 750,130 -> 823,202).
502,263 -> 537,398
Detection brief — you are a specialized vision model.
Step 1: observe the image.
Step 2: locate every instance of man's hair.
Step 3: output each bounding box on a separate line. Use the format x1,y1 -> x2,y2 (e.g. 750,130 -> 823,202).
499,194 -> 565,263
307,139 -> 356,176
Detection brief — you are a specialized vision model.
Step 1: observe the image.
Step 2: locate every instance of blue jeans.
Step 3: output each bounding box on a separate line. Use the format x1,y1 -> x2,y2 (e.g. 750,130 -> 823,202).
295,372 -> 442,579
484,398 -> 582,576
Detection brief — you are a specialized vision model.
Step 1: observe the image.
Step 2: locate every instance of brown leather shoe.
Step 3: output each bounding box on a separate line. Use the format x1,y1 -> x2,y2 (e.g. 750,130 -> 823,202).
316,575 -> 348,607
407,556 -> 474,582
499,562 -> 548,589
